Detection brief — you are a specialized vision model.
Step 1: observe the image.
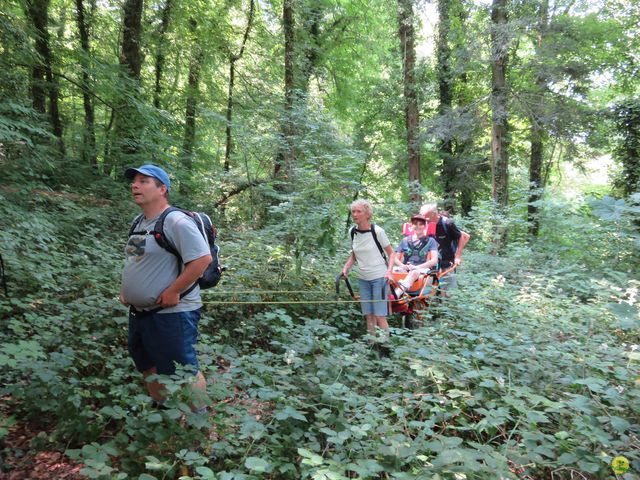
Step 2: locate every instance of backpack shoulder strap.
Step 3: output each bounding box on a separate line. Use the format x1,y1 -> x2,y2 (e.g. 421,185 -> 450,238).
350,225 -> 386,261
369,224 -> 386,260
153,206 -> 187,259
128,213 -> 145,236
440,216 -> 449,236
154,206 -> 203,299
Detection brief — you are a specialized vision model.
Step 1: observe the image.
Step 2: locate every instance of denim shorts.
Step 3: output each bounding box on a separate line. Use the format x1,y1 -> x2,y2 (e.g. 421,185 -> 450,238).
358,277 -> 388,316
128,308 -> 201,375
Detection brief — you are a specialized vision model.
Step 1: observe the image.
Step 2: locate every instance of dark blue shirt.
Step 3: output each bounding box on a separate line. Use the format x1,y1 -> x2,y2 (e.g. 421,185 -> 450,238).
396,236 -> 438,265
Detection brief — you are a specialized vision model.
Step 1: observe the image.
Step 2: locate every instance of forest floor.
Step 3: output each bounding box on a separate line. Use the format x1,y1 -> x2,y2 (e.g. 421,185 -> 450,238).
0,418 -> 86,480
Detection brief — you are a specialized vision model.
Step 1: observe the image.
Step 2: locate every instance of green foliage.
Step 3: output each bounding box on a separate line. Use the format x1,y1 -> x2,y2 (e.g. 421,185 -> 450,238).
1,185 -> 639,479
612,100 -> 640,196
1,0 -> 640,476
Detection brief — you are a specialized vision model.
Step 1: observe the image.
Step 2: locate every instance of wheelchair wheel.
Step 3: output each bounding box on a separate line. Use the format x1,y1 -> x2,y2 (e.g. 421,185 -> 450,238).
403,313 -> 421,329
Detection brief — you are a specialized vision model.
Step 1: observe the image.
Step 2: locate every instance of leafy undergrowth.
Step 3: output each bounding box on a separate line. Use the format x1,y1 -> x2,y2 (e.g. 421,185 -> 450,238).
1,188 -> 639,479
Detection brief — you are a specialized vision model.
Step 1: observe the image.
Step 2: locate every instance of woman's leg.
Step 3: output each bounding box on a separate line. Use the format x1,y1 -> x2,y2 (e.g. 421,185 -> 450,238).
372,277 -> 389,331
365,314 -> 377,336
375,315 -> 389,330
359,279 -> 377,337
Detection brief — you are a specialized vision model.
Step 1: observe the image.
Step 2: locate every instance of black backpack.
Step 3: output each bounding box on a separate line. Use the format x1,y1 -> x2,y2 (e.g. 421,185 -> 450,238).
129,207 -> 222,293
439,216 -> 459,255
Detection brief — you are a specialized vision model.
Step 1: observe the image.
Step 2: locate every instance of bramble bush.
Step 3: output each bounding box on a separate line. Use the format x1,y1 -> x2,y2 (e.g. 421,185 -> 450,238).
0,186 -> 639,479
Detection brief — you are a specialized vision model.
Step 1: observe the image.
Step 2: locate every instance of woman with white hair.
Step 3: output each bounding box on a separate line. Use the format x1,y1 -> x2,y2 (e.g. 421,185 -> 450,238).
341,199 -> 394,341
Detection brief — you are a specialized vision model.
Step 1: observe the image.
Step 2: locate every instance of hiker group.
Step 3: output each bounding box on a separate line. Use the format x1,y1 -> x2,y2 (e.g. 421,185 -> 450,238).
119,165 -> 469,409
341,199 -> 470,339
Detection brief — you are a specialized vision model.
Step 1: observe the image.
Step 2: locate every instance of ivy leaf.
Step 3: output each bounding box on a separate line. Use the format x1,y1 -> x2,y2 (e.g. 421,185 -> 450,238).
610,416 -> 630,433
557,452 -> 578,464
195,466 -> 215,479
146,413 -> 163,424
572,377 -> 607,393
274,406 -> 307,422
298,448 -> 324,466
245,456 -> 270,472
606,302 -> 639,330
590,196 -> 627,221
347,459 -> 384,477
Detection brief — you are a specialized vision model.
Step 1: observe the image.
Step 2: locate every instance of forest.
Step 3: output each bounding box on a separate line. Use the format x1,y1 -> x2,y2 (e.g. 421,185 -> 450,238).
0,0 -> 639,478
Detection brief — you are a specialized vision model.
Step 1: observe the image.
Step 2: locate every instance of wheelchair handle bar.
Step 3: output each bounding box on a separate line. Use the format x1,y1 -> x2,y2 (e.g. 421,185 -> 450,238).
335,273 -> 356,299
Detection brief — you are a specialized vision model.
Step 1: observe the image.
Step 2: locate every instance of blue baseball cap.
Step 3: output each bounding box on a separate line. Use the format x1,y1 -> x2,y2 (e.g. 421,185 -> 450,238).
125,164 -> 171,191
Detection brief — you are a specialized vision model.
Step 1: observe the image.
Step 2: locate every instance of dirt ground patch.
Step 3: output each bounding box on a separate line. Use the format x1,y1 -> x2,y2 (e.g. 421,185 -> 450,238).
0,420 -> 86,480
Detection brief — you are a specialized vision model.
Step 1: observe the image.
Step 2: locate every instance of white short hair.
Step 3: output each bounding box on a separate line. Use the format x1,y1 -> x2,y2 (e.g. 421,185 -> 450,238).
420,203 -> 438,216
350,199 -> 373,220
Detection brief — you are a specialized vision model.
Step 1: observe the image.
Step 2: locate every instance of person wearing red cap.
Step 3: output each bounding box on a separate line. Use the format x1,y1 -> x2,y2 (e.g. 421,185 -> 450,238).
392,214 -> 439,296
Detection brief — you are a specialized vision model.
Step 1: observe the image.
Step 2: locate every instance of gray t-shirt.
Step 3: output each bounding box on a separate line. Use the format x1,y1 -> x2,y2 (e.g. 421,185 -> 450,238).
121,209 -> 210,313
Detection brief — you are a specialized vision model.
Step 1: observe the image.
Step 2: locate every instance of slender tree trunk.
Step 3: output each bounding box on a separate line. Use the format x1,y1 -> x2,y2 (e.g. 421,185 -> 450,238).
615,101 -> 640,196
528,126 -> 545,236
437,0 -> 455,212
453,2 -> 475,216
75,0 -> 96,165
224,59 -> 236,173
28,0 -> 47,114
153,0 -> 172,110
528,0 -> 549,237
398,0 -> 421,203
114,0 -> 143,162
183,18 -> 202,174
300,0 -> 321,95
224,0 -> 254,172
490,0 -> 509,251
120,0 -> 143,80
274,0 -> 295,182
26,0 -> 64,153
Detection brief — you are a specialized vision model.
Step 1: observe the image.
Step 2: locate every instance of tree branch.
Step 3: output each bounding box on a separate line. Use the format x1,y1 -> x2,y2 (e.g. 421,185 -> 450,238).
214,179 -> 267,208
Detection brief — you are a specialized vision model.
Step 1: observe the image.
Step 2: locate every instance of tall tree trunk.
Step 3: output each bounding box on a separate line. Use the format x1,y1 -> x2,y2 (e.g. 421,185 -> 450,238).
437,0 -> 455,212
614,100 -> 640,197
528,124 -> 545,236
183,18 -> 202,175
120,0 -> 143,80
114,0 -> 143,162
274,0 -> 295,183
75,0 -> 96,165
398,0 -> 421,203
528,0 -> 549,237
224,0 -> 255,172
153,0 -> 172,110
299,0 -> 321,95
26,0 -> 64,153
27,0 -> 47,114
453,2 -> 476,216
490,0 -> 509,251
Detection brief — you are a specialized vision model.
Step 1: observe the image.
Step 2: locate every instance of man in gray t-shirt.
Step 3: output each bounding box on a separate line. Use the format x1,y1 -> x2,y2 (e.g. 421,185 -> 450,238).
119,164 -> 212,410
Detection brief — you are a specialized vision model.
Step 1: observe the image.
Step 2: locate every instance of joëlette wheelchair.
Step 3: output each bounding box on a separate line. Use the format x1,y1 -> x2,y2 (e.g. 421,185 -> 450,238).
335,265 -> 456,329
